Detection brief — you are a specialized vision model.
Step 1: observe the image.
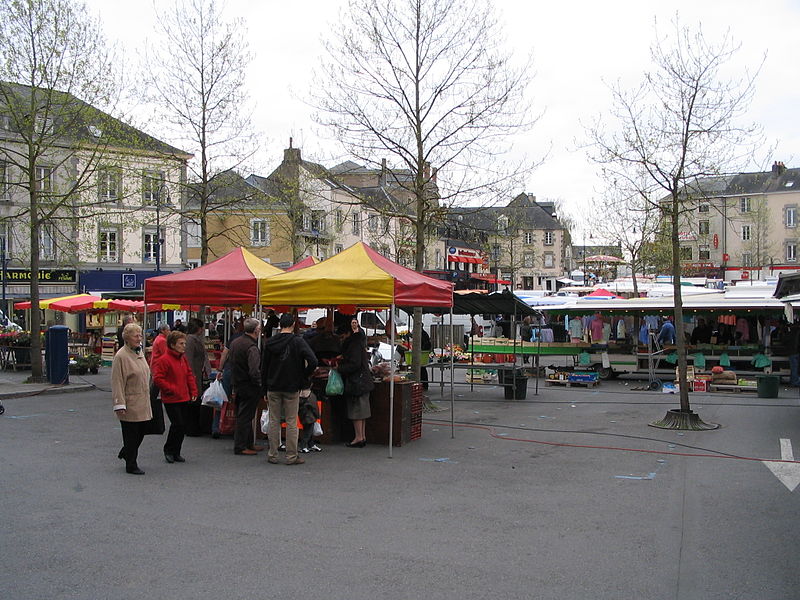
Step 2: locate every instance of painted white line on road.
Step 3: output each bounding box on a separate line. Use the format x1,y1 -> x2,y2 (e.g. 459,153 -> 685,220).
762,438 -> 800,492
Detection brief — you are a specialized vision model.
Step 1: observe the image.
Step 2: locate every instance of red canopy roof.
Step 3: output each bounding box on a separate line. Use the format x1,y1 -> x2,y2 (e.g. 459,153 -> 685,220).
584,288 -> 621,298
286,256 -> 319,271
144,247 -> 283,305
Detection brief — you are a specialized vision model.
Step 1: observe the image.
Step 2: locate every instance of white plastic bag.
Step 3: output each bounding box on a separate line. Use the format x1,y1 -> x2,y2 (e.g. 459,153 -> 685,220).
260,409 -> 270,434
201,379 -> 227,408
312,421 -> 323,437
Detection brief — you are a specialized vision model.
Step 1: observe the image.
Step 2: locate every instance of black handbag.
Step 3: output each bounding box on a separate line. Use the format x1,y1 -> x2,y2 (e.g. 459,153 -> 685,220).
143,389 -> 165,435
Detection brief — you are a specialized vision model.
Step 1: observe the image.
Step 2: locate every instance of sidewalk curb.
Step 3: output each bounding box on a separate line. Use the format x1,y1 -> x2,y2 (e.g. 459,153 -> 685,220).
0,383 -> 96,400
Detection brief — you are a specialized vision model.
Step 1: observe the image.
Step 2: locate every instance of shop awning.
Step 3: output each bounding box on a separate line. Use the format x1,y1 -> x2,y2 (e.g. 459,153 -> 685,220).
470,273 -> 511,285
448,255 -> 484,264
15,293 -> 93,310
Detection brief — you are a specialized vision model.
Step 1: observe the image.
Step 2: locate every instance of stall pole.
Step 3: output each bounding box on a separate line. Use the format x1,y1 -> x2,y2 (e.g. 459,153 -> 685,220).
450,305 -> 455,438
388,303 -> 395,457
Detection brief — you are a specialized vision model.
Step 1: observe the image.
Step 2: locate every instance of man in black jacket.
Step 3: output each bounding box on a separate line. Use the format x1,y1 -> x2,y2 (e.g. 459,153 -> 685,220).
261,313 -> 318,465
229,318 -> 264,456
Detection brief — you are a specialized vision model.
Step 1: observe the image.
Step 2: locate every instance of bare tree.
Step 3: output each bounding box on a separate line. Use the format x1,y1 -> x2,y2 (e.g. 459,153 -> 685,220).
314,0 -> 537,375
587,18 -> 762,427
0,0 -> 122,381
144,0 -> 257,264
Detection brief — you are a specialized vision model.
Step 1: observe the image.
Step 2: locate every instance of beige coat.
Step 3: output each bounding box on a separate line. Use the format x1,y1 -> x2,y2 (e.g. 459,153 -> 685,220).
111,345 -> 152,422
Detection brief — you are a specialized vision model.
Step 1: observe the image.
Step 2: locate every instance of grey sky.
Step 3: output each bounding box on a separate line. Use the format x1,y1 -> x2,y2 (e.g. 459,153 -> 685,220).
88,0 -> 799,229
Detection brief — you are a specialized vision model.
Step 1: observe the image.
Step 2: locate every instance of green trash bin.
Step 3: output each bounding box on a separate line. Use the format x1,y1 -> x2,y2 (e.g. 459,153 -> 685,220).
757,375 -> 779,398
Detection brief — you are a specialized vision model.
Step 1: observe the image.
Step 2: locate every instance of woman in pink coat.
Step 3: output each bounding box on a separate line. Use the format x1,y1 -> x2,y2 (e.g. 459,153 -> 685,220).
152,331 -> 198,464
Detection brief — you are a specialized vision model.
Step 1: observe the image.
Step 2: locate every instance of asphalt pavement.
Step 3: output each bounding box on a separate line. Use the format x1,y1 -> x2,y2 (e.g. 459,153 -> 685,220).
2,367 -> 800,599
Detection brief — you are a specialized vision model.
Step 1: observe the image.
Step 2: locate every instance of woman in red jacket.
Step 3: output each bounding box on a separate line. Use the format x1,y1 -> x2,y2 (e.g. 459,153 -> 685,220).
152,331 -> 198,463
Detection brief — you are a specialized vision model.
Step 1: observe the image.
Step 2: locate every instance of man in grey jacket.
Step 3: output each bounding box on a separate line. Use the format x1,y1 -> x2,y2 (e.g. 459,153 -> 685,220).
229,318 -> 264,455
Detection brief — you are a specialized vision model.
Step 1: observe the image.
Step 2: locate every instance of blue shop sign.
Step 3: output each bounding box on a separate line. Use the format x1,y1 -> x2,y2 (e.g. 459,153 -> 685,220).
79,269 -> 171,292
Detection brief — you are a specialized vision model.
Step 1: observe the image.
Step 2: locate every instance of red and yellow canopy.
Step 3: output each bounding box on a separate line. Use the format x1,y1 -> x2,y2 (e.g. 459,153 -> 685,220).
258,242 -> 453,307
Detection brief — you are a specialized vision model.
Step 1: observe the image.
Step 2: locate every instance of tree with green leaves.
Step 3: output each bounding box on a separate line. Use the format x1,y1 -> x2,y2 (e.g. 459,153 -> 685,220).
315,0 -> 536,377
588,18 -> 762,427
0,0 -> 122,381
144,0 -> 257,265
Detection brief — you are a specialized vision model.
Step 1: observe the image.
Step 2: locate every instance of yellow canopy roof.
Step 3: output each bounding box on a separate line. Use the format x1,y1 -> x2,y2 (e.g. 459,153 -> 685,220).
258,242 -> 453,307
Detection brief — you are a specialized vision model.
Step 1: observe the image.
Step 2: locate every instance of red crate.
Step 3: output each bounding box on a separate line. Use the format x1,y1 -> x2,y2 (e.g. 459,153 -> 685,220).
692,380 -> 708,392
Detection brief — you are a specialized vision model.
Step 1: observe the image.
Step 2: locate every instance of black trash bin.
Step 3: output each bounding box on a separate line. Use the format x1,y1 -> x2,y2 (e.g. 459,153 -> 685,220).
500,369 -> 528,400
45,325 -> 69,385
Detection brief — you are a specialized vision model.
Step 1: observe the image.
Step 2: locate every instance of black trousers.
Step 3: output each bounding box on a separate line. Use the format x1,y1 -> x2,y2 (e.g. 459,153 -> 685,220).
233,389 -> 259,453
120,420 -> 148,469
163,402 -> 190,456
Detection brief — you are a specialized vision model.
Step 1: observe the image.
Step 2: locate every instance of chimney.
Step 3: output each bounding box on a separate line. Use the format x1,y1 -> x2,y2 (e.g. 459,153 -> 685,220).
423,161 -> 431,180
380,158 -> 387,187
284,137 -> 301,164
431,167 -> 437,182
772,161 -> 787,176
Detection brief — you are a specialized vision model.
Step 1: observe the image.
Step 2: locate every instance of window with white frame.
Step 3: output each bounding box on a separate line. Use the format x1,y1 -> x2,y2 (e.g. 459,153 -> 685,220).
786,206 -> 797,228
335,209 -> 344,232
498,215 -> 509,233
0,161 -> 7,199
543,252 -> 554,268
741,252 -> 752,267
367,213 -> 379,233
39,224 -> 55,260
0,222 -> 10,257
311,210 -> 326,233
143,228 -> 162,263
186,221 -> 201,248
335,244 -> 343,254
251,219 -> 270,246
98,168 -> 119,202
35,115 -> 53,136
787,243 -> 797,263
142,170 -> 164,206
99,227 -> 119,262
699,220 -> 710,235
524,231 -> 533,244
699,245 -> 710,260
351,212 -> 360,235
0,114 -> 11,130
35,165 -> 52,193
741,225 -> 751,241
435,249 -> 442,269
698,203 -> 709,213
382,216 -> 391,234
680,246 -> 692,260
523,252 -> 534,267
544,231 -> 554,245
740,197 -> 751,213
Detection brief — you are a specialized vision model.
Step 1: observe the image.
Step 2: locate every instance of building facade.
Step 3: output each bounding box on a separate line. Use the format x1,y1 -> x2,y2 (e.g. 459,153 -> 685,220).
672,162 -> 800,282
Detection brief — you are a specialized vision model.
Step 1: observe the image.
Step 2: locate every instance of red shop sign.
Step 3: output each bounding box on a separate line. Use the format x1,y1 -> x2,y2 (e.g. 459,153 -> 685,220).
713,233 -> 719,249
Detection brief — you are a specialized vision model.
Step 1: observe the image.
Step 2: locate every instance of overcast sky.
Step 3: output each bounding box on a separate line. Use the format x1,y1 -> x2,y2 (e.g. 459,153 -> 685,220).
86,0 -> 800,229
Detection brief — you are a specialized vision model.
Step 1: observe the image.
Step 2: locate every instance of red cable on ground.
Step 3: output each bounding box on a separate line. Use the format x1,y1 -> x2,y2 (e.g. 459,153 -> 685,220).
424,420 -> 800,464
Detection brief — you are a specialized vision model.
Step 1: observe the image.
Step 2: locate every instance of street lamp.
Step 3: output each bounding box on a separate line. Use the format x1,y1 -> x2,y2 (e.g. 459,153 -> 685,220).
155,184 -> 168,273
583,233 -> 593,286
1,236 -> 9,322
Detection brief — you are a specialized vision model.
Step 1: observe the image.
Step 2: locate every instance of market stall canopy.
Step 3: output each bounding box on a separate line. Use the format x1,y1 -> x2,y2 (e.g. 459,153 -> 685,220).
258,242 -> 453,307
422,290 -> 539,316
585,255 -> 625,263
583,288 -> 622,299
48,294 -> 105,313
144,247 -> 284,305
286,256 -> 319,271
15,293 -> 95,310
